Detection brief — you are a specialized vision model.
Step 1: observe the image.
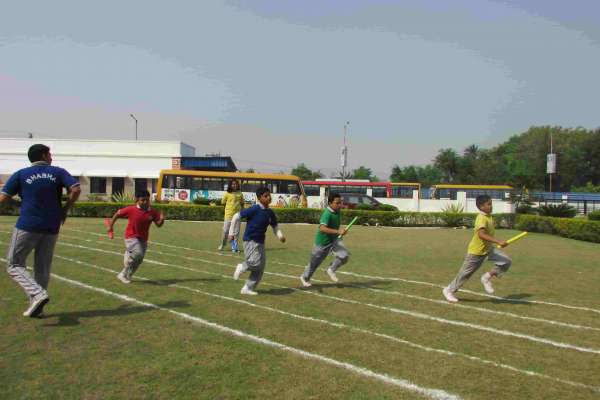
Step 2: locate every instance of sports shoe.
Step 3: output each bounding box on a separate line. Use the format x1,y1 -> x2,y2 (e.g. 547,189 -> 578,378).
217,244 -> 224,251
231,239 -> 239,252
300,275 -> 312,287
326,268 -> 339,283
23,291 -> 49,317
240,285 -> 258,295
233,263 -> 245,280
481,273 -> 494,294
442,287 -> 459,303
117,272 -> 131,284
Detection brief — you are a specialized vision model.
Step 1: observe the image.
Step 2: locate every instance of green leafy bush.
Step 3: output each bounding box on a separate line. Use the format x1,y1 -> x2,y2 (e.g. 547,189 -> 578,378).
378,204 -> 398,212
587,210 -> 600,221
440,204 -> 465,227
111,191 -> 136,203
356,203 -> 375,211
537,204 -> 577,218
193,196 -> 216,206
516,214 -> 600,243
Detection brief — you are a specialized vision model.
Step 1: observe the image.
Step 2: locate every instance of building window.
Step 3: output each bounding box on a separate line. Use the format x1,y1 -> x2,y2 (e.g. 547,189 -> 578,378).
112,177 -> 125,195
90,177 -> 107,194
135,178 -> 148,193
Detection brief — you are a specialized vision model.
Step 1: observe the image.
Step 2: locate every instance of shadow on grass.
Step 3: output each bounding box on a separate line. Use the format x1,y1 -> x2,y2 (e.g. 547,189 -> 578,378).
258,279 -> 393,296
460,293 -> 534,306
41,300 -> 190,327
138,277 -> 221,286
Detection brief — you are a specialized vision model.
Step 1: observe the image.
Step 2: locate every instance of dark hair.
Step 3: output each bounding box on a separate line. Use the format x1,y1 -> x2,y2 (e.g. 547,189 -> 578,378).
135,189 -> 151,199
255,186 -> 270,198
328,192 -> 341,204
475,195 -> 492,209
227,180 -> 239,193
28,144 -> 50,162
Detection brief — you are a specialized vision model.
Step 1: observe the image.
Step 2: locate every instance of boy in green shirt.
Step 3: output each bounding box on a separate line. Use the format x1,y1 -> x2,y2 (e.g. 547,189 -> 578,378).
443,195 -> 511,303
300,193 -> 349,287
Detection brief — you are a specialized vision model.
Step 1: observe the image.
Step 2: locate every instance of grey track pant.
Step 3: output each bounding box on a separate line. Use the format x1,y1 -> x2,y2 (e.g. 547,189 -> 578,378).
220,220 -> 239,246
6,227 -> 58,298
240,240 -> 266,290
121,238 -> 148,278
447,248 -> 512,293
302,239 -> 350,281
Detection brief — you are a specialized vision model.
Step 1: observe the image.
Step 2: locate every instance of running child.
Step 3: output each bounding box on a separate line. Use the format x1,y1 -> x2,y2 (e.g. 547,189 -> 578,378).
106,190 -> 165,283
443,195 -> 511,303
228,187 -> 285,295
300,192 -> 349,287
218,179 -> 244,253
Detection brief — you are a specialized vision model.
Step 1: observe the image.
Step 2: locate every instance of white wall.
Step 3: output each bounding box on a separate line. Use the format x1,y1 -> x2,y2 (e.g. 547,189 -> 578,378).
0,138 -> 195,178
307,190 -> 515,213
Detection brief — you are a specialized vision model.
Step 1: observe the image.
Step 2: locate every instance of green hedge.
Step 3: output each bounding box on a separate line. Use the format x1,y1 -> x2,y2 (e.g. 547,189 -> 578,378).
588,210 -> 600,221
515,214 -> 600,243
1,201 -> 517,229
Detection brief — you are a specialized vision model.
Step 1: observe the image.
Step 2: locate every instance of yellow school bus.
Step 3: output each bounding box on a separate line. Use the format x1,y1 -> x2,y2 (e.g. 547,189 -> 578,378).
157,169 -> 307,207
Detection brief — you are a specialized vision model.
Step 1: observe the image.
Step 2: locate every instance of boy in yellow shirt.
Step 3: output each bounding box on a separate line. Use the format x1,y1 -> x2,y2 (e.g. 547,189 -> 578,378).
443,195 -> 511,303
219,180 -> 244,252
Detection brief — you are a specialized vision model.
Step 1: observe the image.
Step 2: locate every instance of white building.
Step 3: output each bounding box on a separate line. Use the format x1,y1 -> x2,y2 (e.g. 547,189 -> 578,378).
0,138 -> 195,200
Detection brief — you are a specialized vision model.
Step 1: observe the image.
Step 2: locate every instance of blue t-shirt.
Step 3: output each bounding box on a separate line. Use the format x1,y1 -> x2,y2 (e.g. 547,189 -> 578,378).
2,162 -> 79,234
240,204 -> 278,244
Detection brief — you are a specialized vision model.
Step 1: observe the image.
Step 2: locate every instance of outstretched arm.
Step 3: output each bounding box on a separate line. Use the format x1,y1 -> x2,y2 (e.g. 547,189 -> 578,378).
478,228 -> 507,248
61,185 -> 81,224
154,212 -> 165,227
272,224 -> 286,243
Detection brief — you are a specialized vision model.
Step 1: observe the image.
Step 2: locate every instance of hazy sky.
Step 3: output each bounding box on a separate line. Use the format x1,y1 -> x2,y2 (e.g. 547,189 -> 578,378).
1,0 -> 599,178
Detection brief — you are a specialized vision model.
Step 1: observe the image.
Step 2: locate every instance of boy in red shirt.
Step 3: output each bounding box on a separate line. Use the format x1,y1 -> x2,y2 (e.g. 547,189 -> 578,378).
107,190 -> 164,283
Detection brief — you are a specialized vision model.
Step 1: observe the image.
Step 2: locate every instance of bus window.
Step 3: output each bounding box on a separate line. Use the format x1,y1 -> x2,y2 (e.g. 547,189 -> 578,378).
204,178 -> 225,191
162,175 -> 175,189
390,186 -> 415,198
242,179 -> 265,193
304,184 -> 320,196
175,176 -> 189,190
372,186 -> 387,198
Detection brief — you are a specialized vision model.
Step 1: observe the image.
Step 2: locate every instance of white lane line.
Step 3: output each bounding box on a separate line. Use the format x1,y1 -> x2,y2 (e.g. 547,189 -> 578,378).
26,238 -> 600,356
52,231 -> 600,332
52,254 -> 600,394
44,268 -> 463,400
61,226 -> 600,315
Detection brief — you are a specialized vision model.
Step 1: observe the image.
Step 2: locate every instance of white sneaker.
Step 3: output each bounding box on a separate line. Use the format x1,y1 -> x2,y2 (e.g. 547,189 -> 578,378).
23,291 -> 49,317
240,286 -> 258,295
326,268 -> 339,283
233,263 -> 245,280
442,287 -> 459,303
300,275 -> 312,287
217,244 -> 224,251
481,273 -> 495,294
117,272 -> 131,284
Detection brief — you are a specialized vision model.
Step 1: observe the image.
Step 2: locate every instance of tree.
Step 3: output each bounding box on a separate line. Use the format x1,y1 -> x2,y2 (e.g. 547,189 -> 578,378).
290,163 -> 323,180
351,166 -> 373,180
389,165 -> 405,182
434,149 -> 459,183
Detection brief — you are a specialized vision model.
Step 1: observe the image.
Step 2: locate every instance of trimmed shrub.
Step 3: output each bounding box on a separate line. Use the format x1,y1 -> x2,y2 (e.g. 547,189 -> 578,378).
537,203 -> 577,218
378,204 -> 398,212
516,214 -> 600,243
587,210 -> 600,221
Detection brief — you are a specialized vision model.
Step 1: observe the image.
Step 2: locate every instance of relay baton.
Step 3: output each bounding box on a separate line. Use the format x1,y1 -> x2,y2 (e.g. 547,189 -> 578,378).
104,218 -> 114,239
497,231 -> 527,248
338,216 -> 359,238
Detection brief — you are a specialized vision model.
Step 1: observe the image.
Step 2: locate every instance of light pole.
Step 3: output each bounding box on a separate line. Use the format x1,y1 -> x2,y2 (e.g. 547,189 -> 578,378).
341,121 -> 349,181
130,114 -> 138,140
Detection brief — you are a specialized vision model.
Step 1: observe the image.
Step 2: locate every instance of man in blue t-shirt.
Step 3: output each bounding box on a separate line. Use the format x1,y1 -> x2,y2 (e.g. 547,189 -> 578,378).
228,187 -> 286,295
0,144 -> 81,318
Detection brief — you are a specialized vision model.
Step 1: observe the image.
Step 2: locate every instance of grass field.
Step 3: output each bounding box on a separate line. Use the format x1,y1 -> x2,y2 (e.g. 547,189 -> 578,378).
1,215 -> 599,399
